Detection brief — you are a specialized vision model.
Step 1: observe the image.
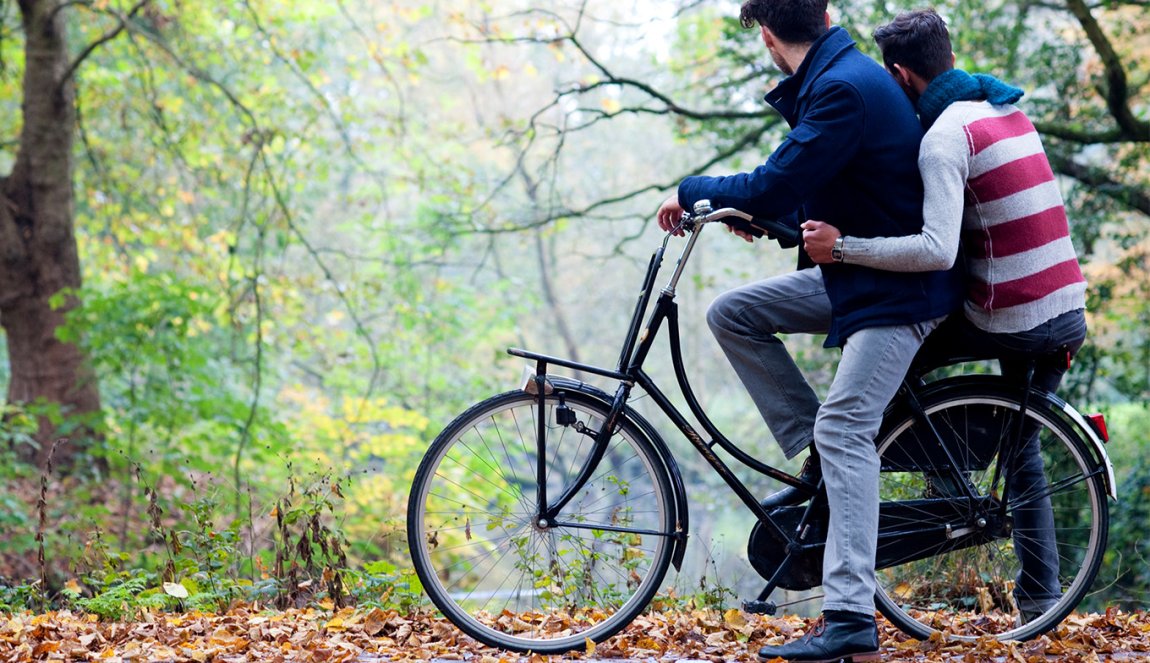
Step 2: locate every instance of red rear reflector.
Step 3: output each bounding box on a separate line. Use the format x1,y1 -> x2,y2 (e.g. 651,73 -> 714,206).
1087,413 -> 1109,442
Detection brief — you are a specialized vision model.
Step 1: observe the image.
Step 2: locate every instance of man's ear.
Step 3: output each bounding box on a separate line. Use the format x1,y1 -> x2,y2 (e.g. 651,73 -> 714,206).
890,63 -> 914,88
760,24 -> 773,49
823,11 -> 831,30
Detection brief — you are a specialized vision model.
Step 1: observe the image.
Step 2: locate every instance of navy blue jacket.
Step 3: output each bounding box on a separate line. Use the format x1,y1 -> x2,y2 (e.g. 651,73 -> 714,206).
678,27 -> 962,347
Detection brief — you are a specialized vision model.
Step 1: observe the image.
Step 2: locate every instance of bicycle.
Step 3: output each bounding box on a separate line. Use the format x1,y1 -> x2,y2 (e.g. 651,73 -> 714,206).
406,201 -> 1115,654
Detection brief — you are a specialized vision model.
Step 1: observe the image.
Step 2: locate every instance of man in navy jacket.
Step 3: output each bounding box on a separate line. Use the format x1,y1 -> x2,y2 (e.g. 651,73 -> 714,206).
656,1 -> 962,660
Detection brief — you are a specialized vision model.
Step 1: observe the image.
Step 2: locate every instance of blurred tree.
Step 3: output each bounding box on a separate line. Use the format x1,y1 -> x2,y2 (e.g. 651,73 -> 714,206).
0,0 -> 128,469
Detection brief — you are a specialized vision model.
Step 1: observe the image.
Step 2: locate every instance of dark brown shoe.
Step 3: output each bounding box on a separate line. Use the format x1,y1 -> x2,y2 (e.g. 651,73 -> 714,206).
760,454 -> 821,509
757,610 -> 880,662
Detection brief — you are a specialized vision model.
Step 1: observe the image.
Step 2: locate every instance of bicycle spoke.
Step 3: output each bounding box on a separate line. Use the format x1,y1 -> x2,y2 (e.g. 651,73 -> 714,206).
874,389 -> 1107,642
409,390 -> 674,653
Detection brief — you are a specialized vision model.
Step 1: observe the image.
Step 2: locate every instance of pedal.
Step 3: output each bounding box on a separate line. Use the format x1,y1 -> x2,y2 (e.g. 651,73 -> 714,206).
742,600 -> 777,615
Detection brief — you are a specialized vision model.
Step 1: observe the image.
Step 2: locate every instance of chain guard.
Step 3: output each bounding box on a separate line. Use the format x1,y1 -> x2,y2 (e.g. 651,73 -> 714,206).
746,504 -> 827,591
748,497 -> 1001,592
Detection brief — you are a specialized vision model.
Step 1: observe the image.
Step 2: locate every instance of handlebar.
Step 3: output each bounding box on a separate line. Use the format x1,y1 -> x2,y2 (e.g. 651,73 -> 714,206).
680,200 -> 801,248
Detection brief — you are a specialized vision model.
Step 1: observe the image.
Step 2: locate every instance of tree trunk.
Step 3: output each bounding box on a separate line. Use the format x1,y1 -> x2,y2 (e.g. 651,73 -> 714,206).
0,0 -> 101,470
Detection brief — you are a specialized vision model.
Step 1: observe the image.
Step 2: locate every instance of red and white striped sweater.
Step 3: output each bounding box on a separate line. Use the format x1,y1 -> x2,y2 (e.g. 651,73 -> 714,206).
844,100 -> 1086,333
958,104 -> 1086,332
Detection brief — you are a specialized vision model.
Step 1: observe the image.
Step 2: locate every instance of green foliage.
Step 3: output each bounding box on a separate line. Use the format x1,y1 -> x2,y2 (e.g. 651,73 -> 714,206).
167,497 -> 251,612
0,404 -> 37,453
0,462 -> 432,620
69,572 -> 170,622
1091,403 -> 1150,609
345,560 -> 424,613
1108,454 -> 1150,607
56,274 -> 249,463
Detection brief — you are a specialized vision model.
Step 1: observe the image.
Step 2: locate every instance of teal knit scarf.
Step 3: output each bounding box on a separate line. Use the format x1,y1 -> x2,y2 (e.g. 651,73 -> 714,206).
917,69 -> 1025,129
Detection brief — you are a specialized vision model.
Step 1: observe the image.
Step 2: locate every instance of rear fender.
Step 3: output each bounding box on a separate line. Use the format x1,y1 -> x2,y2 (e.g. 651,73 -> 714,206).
904,375 -> 1116,500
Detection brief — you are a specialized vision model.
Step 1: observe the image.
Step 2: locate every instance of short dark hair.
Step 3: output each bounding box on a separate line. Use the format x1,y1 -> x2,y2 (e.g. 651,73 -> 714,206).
740,0 -> 829,44
872,9 -> 953,81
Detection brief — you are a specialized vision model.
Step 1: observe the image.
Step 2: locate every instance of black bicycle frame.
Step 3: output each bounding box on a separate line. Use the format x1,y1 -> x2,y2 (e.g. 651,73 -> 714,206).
509,223 -> 812,546
506,209 -> 1111,615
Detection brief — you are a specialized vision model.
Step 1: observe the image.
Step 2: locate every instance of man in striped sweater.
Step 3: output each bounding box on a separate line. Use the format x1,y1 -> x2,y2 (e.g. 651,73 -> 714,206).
801,8 -> 1087,625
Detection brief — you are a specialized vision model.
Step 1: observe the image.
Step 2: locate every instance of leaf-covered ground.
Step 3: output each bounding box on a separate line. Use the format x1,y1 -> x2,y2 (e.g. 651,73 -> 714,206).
1,607 -> 1148,662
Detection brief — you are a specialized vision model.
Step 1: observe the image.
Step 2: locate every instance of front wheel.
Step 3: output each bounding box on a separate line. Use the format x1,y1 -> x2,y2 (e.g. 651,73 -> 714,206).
407,388 -> 677,653
873,383 -> 1109,642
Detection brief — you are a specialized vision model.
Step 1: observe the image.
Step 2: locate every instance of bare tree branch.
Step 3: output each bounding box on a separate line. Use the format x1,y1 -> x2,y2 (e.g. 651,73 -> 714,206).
1034,121 -> 1126,144
48,0 -> 91,21
445,4 -> 791,237
466,115 -> 780,235
333,0 -> 408,141
239,0 -> 385,179
1063,0 -> 1150,142
57,0 -> 151,92
568,78 -> 773,121
447,27 -> 771,123
1049,151 -> 1150,216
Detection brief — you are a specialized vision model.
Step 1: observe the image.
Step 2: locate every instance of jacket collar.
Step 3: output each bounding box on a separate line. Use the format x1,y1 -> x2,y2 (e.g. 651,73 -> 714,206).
764,26 -> 856,124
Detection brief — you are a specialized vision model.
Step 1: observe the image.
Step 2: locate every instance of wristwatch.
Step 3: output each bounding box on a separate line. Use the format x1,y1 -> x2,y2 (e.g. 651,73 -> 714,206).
831,236 -> 845,263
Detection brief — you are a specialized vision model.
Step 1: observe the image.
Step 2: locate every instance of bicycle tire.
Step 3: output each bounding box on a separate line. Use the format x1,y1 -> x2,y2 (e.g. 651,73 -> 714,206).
873,380 -> 1108,642
407,388 -> 677,653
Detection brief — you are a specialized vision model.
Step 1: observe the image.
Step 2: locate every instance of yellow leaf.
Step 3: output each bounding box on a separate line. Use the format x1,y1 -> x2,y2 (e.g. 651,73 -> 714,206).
65,578 -> 82,594
723,608 -> 747,628
601,98 -> 621,114
585,637 -> 595,656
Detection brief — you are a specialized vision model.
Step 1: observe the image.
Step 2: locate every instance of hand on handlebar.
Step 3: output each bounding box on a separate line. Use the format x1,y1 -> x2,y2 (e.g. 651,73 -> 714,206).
658,195 -> 755,242
801,220 -> 841,264
657,195 -> 686,236
657,196 -> 802,248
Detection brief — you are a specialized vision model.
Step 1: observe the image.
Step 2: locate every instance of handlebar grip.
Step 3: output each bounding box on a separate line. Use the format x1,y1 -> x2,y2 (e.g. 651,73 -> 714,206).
724,217 -> 801,249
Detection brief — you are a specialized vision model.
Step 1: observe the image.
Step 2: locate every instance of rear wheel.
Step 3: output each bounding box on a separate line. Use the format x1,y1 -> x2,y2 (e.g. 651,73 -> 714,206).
874,383 -> 1108,641
407,388 -> 677,653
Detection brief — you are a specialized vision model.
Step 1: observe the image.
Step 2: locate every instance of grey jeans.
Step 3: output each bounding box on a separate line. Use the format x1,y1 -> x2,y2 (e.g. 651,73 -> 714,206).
706,266 -> 942,614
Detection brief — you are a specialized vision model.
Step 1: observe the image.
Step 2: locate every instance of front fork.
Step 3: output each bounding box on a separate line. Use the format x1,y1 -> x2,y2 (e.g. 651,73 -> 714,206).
530,359 -> 633,524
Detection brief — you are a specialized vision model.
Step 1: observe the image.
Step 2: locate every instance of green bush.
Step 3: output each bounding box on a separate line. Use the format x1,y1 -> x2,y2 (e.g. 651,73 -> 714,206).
1091,403 -> 1150,610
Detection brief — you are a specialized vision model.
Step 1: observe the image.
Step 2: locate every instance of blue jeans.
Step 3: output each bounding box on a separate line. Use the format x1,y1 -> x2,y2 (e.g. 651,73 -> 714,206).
707,266 -> 942,614
915,308 -> 1088,614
